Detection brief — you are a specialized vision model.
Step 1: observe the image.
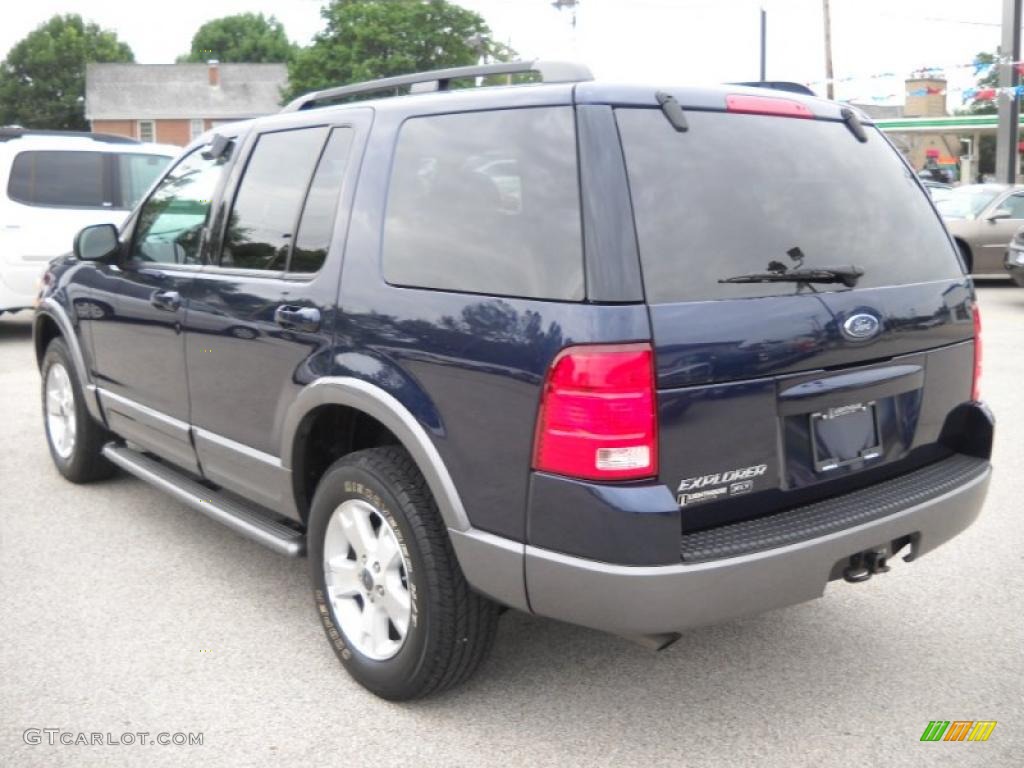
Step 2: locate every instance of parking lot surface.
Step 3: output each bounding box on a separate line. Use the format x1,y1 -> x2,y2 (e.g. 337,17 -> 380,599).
1,284 -> 1022,767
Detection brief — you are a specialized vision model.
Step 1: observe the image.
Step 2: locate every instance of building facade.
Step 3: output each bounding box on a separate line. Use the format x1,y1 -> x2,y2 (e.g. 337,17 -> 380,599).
85,62 -> 288,146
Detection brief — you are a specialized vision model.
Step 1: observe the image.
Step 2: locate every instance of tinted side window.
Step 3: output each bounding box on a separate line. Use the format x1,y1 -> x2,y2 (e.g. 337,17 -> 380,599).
131,146 -> 229,265
8,151 -> 106,207
289,128 -> 354,273
116,153 -> 172,209
220,127 -> 328,271
382,107 -> 583,300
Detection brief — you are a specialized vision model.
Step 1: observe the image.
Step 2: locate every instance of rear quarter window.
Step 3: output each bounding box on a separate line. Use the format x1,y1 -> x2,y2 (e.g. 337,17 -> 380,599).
616,108 -> 964,303
382,107 -> 584,301
7,151 -> 106,208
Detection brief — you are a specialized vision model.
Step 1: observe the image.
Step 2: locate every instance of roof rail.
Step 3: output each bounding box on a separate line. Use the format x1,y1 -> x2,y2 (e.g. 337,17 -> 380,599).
0,127 -> 142,144
280,59 -> 593,112
728,81 -> 816,96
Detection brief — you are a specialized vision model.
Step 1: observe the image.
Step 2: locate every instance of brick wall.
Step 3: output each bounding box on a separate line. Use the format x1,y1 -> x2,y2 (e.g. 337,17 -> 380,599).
154,120 -> 191,146
89,119 -> 198,146
91,120 -> 135,139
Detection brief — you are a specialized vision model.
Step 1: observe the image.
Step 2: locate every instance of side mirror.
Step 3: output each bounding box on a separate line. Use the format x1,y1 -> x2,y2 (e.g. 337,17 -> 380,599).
986,209 -> 1012,222
74,224 -> 119,261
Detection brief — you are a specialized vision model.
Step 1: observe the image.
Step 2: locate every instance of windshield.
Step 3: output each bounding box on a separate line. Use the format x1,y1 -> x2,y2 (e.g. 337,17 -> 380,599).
934,185 -> 1001,219
616,108 -> 964,303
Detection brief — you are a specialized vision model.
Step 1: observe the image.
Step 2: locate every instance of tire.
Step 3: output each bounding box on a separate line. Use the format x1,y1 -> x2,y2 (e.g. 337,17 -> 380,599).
41,338 -> 114,483
308,446 -> 499,700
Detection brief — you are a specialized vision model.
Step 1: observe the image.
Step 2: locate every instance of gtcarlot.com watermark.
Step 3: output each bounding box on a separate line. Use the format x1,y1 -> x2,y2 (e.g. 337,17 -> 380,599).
23,728 -> 203,747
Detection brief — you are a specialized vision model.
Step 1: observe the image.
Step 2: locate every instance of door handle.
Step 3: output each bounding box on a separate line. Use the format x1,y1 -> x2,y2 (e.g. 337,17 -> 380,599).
151,290 -> 181,311
274,305 -> 320,332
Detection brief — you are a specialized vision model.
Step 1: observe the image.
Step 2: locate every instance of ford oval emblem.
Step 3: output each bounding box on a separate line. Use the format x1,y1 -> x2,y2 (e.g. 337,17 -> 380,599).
842,313 -> 881,341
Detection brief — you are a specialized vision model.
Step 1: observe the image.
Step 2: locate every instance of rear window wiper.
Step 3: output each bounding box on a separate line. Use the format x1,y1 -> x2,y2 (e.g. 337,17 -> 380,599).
719,265 -> 864,288
655,91 -> 689,132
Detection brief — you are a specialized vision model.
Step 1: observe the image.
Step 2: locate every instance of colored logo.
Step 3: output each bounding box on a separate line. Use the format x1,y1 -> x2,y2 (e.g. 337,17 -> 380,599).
842,313 -> 881,341
920,720 -> 997,742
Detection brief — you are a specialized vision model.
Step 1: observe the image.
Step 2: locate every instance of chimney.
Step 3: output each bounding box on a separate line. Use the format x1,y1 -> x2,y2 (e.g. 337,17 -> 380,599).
208,59 -> 220,88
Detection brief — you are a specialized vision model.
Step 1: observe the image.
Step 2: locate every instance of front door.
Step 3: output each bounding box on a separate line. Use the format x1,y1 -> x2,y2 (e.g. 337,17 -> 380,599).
184,117 -> 365,513
977,191 -> 1024,273
93,145 -> 231,472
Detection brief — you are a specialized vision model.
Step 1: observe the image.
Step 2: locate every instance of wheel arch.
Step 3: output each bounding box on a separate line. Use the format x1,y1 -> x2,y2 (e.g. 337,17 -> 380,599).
954,237 -> 973,273
34,299 -> 104,423
281,377 -> 471,533
33,312 -> 61,369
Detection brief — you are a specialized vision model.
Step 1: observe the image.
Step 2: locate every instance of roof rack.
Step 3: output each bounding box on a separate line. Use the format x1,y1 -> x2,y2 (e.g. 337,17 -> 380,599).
0,127 -> 142,144
280,59 -> 593,112
728,81 -> 816,96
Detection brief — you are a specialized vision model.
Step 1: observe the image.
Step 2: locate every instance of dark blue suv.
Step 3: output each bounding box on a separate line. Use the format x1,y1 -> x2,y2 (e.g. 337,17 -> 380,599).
33,61 -> 994,699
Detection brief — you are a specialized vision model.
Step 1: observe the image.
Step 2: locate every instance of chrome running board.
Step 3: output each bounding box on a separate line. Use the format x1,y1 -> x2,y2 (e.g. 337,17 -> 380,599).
102,443 -> 305,557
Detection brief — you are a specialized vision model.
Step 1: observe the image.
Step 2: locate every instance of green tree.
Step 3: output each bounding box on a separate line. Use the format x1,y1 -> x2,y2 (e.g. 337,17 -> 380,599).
179,13 -> 295,64
0,14 -> 134,130
285,0 -> 512,102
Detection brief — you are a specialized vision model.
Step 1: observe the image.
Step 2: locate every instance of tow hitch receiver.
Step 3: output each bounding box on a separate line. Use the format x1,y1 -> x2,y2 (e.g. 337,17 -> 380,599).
843,548 -> 891,583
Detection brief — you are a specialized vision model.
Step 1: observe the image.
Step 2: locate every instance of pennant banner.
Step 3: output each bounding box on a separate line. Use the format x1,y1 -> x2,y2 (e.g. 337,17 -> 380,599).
806,54 -> 1024,105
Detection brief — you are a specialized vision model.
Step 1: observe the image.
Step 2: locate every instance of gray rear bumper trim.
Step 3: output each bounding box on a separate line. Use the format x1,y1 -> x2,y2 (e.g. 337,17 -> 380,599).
522,465 -> 991,636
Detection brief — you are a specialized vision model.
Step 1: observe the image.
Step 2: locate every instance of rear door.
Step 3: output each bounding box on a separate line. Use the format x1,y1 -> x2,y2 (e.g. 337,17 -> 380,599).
615,101 -> 974,530
183,113 -> 367,513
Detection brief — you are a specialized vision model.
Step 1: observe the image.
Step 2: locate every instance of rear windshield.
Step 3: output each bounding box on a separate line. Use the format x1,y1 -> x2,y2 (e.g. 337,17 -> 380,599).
934,184 -> 1002,219
616,109 -> 963,303
118,153 -> 172,209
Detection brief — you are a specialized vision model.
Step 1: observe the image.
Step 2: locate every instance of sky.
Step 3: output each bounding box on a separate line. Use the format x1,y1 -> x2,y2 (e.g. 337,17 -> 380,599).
0,0 -> 1008,106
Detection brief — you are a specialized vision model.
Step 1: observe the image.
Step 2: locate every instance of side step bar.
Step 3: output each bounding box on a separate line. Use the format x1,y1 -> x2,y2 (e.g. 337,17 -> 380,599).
102,443 -> 305,557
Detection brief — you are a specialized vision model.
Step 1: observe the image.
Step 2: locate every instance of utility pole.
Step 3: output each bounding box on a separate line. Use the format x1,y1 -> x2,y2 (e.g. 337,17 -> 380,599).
823,0 -> 834,99
760,4 -> 767,82
996,0 -> 1022,183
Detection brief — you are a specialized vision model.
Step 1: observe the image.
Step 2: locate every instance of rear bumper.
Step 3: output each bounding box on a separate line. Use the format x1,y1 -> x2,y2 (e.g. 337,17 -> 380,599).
522,459 -> 990,637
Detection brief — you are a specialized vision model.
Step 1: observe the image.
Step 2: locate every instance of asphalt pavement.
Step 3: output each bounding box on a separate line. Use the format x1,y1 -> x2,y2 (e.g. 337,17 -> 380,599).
1,284 -> 1022,767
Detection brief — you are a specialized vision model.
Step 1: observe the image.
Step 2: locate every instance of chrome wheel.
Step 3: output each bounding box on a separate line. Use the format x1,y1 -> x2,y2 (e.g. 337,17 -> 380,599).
45,362 -> 76,459
323,499 -> 412,661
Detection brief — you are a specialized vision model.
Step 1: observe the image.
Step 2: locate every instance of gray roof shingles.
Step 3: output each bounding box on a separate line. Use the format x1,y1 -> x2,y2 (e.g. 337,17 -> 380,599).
85,63 -> 288,120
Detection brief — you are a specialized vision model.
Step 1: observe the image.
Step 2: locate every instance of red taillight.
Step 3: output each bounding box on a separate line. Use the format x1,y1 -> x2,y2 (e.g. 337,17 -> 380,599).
972,305 -> 983,401
726,94 -> 814,118
533,343 -> 657,481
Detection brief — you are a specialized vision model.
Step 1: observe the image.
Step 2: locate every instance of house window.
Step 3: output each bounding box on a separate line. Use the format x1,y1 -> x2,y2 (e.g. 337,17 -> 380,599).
190,119 -> 205,140
138,120 -> 155,143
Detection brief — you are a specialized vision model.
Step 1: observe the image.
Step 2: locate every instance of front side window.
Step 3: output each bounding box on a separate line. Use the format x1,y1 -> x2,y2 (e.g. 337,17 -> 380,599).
219,126 -> 328,271
999,193 -> 1024,219
130,146 -> 229,264
382,107 -> 583,300
7,151 -> 106,208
